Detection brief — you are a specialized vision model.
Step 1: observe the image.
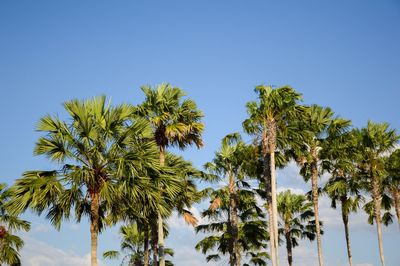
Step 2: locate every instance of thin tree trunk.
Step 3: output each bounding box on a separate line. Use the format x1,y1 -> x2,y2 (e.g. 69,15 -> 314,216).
228,172 -> 240,266
262,132 -> 277,266
144,225 -> 150,266
266,120 -> 279,266
270,150 -> 280,266
157,212 -> 165,266
372,176 -> 385,266
341,198 -> 353,266
158,145 -> 166,266
311,160 -> 324,266
267,203 -> 277,266
390,187 -> 400,228
90,192 -> 100,266
151,222 -> 158,266
284,223 -> 293,266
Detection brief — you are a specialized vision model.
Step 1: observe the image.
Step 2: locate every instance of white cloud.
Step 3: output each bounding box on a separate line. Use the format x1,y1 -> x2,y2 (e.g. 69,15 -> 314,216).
32,223 -> 52,233
173,246 -> 219,266
278,241 -> 318,266
21,236 -> 105,266
277,186 -> 306,195
168,205 -> 210,231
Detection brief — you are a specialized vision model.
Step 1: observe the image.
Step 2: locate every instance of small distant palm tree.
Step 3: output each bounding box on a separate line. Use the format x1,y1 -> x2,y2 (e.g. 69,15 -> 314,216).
136,83 -> 204,266
202,133 -> 248,266
103,223 -> 174,266
0,183 -> 30,266
8,96 -> 159,266
196,187 -> 269,266
277,190 -> 320,266
355,121 -> 399,266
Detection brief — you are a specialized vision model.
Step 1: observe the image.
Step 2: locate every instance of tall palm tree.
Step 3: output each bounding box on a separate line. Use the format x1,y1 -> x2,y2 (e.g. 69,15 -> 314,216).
324,129 -> 363,266
292,104 -> 351,266
196,187 -> 268,266
277,190 -> 320,266
243,85 -> 303,266
135,83 -> 204,266
355,121 -> 399,266
385,148 -> 400,227
8,96 -> 160,266
0,183 -> 30,266
202,133 -> 249,266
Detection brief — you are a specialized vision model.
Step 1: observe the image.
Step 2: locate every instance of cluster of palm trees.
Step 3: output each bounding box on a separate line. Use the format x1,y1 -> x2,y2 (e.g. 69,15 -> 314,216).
0,84 -> 398,266
195,85 -> 399,266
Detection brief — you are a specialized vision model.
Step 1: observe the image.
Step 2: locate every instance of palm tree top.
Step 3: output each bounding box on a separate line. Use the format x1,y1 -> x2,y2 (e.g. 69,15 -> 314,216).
135,83 -> 204,149
277,190 -> 313,222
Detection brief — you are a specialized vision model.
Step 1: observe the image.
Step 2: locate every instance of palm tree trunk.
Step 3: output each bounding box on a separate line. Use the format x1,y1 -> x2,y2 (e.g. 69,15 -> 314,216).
311,160 -> 324,266
158,145 -> 166,266
262,132 -> 277,266
372,176 -> 385,266
390,187 -> 400,228
157,212 -> 165,266
90,191 -> 100,266
284,224 -> 293,266
228,172 -> 240,266
151,222 -> 158,266
144,225 -> 150,266
341,198 -> 353,266
267,203 -> 277,266
270,150 -> 280,266
266,120 -> 279,266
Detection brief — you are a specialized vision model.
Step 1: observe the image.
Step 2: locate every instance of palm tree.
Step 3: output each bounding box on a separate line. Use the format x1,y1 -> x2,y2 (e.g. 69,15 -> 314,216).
196,187 -> 269,266
385,148 -> 400,226
243,85 -> 303,266
107,152 -> 203,266
277,190 -> 320,266
135,83 -> 204,266
103,223 -> 175,266
8,96 -> 160,266
0,183 -> 30,266
292,104 -> 351,266
324,130 -> 363,266
202,133 -> 249,266
355,121 -> 399,266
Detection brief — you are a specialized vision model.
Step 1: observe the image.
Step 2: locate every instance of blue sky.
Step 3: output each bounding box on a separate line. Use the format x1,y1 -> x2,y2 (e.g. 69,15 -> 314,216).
1,1 -> 399,265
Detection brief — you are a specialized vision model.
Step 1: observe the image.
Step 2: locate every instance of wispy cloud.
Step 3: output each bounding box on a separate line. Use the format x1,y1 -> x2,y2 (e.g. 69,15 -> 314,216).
21,236 -> 105,266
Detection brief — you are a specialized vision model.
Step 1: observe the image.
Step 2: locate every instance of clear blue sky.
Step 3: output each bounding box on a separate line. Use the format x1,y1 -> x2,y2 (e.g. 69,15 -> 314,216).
1,1 -> 399,265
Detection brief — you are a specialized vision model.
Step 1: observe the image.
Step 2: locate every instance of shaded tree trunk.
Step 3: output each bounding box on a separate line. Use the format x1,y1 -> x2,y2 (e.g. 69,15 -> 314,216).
151,222 -> 158,266
157,212 -> 165,266
144,225 -> 150,266
158,145 -> 166,266
266,120 -> 279,266
262,131 -> 277,266
284,223 -> 293,266
372,176 -> 385,266
228,172 -> 240,266
90,191 -> 100,266
267,203 -> 277,266
390,187 -> 400,228
270,149 -> 279,266
341,197 -> 353,266
311,158 -> 324,266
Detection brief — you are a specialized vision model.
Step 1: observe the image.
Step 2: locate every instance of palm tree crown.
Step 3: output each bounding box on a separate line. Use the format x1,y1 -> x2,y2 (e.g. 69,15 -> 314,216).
277,190 -> 320,266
